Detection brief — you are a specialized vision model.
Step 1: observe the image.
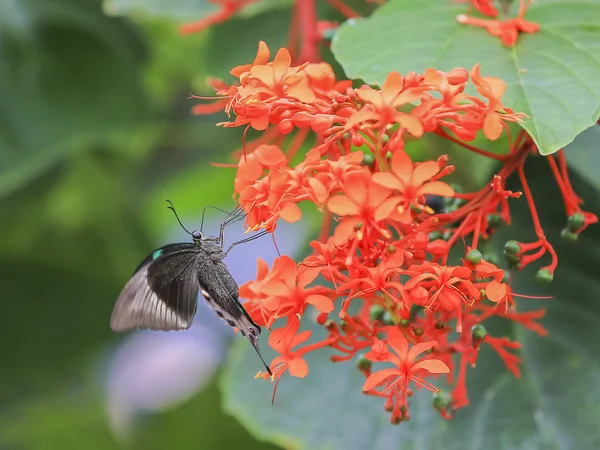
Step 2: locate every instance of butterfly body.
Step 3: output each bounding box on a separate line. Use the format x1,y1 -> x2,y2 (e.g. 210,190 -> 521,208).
110,227 -> 271,374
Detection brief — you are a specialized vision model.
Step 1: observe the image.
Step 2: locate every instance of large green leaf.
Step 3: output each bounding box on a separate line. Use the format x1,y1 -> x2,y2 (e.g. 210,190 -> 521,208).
563,123 -> 600,190
331,0 -> 600,156
0,0 -> 149,199
221,157 -> 600,449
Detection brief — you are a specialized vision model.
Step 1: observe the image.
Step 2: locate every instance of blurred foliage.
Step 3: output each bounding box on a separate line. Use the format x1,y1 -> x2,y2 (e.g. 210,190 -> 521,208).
0,0 -> 281,449
1,1 -> 599,450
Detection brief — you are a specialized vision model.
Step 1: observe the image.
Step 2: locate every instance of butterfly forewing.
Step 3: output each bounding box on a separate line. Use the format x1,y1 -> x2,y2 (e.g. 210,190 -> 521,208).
110,244 -> 200,332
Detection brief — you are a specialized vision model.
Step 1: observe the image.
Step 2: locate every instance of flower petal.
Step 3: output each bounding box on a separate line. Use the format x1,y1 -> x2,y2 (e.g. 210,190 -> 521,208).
342,173 -> 369,206
484,113 -> 503,141
363,368 -> 402,391
417,181 -> 455,197
290,330 -> 312,348
344,110 -> 380,129
412,161 -> 440,187
386,326 -> 408,359
407,341 -> 437,362
305,294 -> 334,313
288,357 -> 309,378
272,47 -> 292,80
381,72 -> 404,105
411,359 -> 450,374
368,181 -> 392,206
486,280 -> 507,303
374,197 -> 401,222
397,112 -> 424,137
390,150 -> 413,183
279,202 -> 302,223
372,172 -> 402,190
297,265 -> 319,289
286,85 -> 316,104
327,195 -> 360,216
333,218 -> 359,246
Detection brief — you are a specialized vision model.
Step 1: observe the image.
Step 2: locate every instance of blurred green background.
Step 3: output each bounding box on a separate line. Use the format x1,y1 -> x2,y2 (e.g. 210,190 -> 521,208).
0,0 -> 287,448
2,1 -> 600,450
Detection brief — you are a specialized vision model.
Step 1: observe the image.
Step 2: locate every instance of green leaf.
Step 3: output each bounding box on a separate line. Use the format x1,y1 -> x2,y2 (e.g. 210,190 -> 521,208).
563,123 -> 600,190
221,157 -> 600,449
0,0 -> 149,199
331,0 -> 600,156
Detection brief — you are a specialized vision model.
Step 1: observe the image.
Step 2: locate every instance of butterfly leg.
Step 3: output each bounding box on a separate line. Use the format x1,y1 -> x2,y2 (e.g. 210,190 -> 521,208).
217,205 -> 247,248
224,230 -> 269,256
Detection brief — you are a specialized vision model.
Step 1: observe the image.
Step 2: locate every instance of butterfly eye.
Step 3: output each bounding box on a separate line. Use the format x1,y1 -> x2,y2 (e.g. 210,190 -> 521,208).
192,230 -> 203,240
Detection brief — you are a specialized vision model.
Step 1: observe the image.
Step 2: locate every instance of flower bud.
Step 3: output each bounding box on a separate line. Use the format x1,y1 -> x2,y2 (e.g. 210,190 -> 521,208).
369,304 -> 385,322
567,212 -> 585,231
467,249 -> 482,265
356,353 -> 372,371
504,240 -> 520,254
561,228 -> 578,242
471,323 -> 487,348
361,153 -> 375,168
382,312 -> 395,326
432,390 -> 452,411
487,213 -> 503,229
535,268 -> 553,284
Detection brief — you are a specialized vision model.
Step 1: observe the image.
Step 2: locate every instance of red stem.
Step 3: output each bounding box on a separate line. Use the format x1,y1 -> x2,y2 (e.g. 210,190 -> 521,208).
296,0 -> 320,63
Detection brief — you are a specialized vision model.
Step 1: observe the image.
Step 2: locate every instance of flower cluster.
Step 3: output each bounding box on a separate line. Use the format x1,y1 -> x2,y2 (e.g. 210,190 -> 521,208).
457,0 -> 540,47
192,42 -> 597,424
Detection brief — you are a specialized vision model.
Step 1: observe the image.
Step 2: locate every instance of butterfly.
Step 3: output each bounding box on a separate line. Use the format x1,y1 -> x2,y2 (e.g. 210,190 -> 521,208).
110,201 -> 272,375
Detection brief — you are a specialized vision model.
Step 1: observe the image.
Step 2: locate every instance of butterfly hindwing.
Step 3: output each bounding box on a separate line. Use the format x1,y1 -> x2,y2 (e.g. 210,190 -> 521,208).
110,243 -> 200,332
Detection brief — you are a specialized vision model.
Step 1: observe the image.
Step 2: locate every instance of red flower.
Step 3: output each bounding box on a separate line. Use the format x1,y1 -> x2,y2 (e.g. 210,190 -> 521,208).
345,72 -> 425,137
241,256 -> 334,328
456,0 -> 540,48
363,327 -> 449,400
405,263 -> 481,332
372,150 -> 455,223
327,171 -> 398,246
256,319 -> 312,381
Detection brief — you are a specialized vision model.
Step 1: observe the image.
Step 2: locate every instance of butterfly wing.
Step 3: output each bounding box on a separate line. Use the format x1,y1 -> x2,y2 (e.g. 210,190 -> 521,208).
110,244 -> 200,332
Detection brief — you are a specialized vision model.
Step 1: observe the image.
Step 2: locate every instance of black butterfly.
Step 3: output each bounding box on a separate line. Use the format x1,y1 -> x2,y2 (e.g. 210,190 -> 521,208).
110,201 -> 272,375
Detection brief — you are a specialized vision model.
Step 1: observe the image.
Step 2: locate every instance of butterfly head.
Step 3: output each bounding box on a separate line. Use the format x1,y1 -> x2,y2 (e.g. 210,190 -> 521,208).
191,230 -> 203,243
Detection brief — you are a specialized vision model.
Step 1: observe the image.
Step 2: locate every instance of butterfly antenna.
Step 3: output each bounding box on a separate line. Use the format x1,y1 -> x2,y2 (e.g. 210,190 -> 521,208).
166,200 -> 192,235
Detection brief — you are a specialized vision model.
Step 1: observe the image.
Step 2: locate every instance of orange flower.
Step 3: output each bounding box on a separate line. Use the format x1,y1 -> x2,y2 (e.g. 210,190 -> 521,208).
230,40 -> 271,77
468,64 -> 528,140
372,150 -> 455,223
363,327 -> 449,394
337,251 -> 408,317
327,172 -> 399,246
256,319 -> 312,380
234,144 -> 287,195
485,279 -> 514,311
405,263 -> 481,332
242,256 -> 334,328
345,72 -> 425,137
